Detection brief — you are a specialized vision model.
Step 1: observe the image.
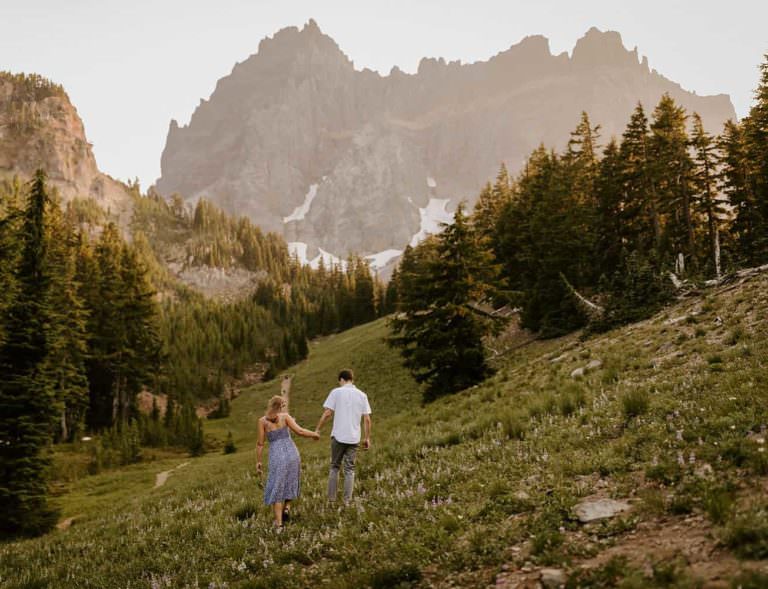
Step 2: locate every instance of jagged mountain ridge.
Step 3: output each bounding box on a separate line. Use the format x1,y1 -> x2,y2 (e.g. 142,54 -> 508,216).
156,20 -> 736,265
0,73 -> 133,228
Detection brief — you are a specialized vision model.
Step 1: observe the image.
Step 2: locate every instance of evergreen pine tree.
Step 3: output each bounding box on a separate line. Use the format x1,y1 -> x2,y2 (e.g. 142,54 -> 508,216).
473,164 -> 512,250
45,201 -> 89,442
740,54 -> 768,263
719,119 -> 761,265
0,171 -> 60,536
649,95 -> 696,273
595,140 -> 625,278
390,204 -> 502,400
352,257 -> 376,324
690,113 -> 728,277
619,104 -> 659,254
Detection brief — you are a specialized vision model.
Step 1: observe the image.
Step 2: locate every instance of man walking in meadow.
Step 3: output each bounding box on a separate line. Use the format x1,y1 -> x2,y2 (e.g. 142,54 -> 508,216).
315,369 -> 372,504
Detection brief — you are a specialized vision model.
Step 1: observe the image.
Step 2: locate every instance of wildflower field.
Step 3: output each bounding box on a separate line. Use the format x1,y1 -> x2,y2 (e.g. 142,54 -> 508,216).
2,275 -> 768,588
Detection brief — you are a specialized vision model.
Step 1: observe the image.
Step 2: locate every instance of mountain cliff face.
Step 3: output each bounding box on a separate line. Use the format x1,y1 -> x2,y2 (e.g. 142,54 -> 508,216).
156,21 -> 737,266
0,73 -> 132,227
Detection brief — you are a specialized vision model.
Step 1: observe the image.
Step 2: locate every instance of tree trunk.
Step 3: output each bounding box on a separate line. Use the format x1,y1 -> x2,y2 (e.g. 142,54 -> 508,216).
60,409 -> 68,442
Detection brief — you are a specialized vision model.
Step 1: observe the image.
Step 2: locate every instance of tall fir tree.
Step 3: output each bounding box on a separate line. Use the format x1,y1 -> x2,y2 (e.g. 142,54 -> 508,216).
595,139 -> 626,278
564,111 -> 601,284
719,119 -> 761,265
740,54 -> 768,263
0,181 -> 22,346
619,103 -> 659,255
473,163 -> 512,252
352,257 -> 376,325
0,171 -> 60,536
690,112 -> 728,277
45,200 -> 89,442
390,204 -> 503,400
649,94 -> 696,273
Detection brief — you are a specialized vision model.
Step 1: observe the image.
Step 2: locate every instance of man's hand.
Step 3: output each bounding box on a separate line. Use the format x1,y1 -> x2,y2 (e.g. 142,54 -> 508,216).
256,462 -> 263,476
362,438 -> 371,450
312,430 -> 321,441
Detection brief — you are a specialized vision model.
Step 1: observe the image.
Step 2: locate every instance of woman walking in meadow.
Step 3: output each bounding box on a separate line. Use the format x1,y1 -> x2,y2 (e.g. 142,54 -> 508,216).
256,396 -> 319,527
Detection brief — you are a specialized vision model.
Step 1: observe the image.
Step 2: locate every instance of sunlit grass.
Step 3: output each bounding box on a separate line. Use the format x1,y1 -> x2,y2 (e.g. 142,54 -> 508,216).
2,278 -> 768,587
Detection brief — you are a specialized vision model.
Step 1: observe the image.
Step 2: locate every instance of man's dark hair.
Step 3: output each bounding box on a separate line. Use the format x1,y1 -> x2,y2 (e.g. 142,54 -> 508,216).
338,369 -> 354,382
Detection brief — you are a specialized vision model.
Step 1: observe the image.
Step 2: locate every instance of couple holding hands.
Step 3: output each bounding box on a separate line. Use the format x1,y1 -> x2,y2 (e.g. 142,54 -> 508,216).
256,369 -> 372,527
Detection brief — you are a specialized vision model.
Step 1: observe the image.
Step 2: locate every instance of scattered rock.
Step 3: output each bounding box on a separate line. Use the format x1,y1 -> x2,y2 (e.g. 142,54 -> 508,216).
514,490 -> 531,501
595,478 -> 609,489
550,353 -> 569,364
570,359 -> 603,379
665,314 -> 689,325
575,498 -> 632,523
540,568 -> 567,588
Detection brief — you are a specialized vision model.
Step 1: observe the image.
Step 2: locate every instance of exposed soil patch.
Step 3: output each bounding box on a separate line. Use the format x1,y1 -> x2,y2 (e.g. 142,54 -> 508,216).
154,461 -> 190,489
495,514 -> 768,588
56,515 -> 80,531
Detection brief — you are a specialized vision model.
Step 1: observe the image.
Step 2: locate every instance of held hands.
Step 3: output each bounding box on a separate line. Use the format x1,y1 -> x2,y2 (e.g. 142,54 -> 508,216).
363,438 -> 371,450
312,430 -> 321,441
256,462 -> 263,477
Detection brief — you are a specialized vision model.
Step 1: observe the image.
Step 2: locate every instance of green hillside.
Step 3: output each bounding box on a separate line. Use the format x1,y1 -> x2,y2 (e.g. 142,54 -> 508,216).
3,274 -> 768,588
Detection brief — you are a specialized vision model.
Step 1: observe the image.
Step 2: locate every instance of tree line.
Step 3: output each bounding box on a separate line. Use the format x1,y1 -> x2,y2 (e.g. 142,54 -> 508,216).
132,189 -> 392,400
390,54 -> 768,401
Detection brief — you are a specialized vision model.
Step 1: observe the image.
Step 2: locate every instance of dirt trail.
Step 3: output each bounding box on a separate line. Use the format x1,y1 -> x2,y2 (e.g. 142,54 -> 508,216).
281,374 -> 292,410
154,461 -> 190,489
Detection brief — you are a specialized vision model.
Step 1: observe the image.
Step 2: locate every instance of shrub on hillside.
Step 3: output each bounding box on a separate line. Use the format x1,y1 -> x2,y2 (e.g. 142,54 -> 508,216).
368,564 -> 422,588
621,388 -> 650,420
223,431 -> 237,454
591,251 -> 674,333
724,506 -> 768,559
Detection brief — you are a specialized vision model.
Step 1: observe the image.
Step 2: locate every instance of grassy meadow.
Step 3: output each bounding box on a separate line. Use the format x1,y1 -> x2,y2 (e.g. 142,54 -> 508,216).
3,276 -> 768,588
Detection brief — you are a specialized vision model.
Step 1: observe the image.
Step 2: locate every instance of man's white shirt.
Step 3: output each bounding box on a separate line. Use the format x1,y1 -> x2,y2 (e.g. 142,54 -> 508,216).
323,383 -> 372,444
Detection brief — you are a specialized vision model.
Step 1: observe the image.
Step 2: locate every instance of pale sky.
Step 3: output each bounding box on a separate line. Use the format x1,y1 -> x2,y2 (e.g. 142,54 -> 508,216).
2,1 -> 766,189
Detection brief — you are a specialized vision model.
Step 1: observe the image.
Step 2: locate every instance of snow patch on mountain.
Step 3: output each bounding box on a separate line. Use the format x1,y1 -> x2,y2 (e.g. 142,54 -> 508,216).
314,248 -> 346,270
288,242 -> 309,264
366,249 -> 403,271
409,198 -> 453,247
426,176 -> 437,188
283,183 -> 319,223
288,242 -> 346,270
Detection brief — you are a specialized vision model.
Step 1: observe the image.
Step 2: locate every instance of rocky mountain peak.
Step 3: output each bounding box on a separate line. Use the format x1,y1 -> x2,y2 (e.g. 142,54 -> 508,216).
571,27 -> 639,69
0,72 -> 133,228
156,25 -> 737,271
249,19 -> 354,76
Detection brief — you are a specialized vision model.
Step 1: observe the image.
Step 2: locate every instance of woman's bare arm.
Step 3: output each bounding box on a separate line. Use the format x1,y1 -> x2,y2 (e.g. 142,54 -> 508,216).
285,414 -> 320,440
256,418 -> 265,474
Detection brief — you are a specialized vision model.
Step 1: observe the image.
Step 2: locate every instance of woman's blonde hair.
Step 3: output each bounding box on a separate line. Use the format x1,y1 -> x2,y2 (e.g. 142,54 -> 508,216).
265,395 -> 286,416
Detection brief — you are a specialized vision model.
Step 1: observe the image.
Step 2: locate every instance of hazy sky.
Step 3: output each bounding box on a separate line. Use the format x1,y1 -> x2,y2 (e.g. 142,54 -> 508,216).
2,1 -> 766,188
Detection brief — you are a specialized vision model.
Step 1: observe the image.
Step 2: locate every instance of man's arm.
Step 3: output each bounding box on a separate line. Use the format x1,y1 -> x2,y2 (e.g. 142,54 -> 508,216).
362,414 -> 372,450
316,408 -> 333,434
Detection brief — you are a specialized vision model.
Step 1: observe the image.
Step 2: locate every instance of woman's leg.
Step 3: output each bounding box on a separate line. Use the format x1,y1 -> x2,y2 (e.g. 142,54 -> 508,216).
272,501 -> 284,526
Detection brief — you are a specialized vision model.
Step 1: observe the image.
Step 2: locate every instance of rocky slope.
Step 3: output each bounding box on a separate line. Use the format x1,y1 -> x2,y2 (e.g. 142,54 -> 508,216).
0,72 -> 133,228
157,20 -> 736,265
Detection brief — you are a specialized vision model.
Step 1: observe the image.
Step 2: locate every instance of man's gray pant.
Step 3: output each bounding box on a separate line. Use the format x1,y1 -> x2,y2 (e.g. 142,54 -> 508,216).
328,437 -> 358,503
